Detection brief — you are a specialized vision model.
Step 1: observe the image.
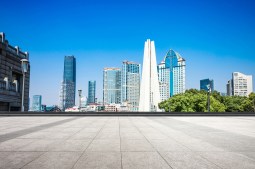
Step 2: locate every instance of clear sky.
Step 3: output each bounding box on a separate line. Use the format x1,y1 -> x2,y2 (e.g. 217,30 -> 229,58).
1,0 -> 255,106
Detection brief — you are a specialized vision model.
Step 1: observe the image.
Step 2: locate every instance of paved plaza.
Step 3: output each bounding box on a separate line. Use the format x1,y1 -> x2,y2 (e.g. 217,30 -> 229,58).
0,116 -> 255,169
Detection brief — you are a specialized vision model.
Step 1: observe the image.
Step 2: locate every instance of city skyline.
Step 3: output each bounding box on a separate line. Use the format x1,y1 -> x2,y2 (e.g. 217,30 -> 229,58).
1,0 -> 255,105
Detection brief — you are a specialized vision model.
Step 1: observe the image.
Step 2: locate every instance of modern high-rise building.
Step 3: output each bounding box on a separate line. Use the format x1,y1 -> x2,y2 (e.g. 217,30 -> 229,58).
88,81 -> 96,104
59,56 -> 76,110
158,60 -> 170,101
164,49 -> 186,97
0,32 -> 30,111
227,72 -> 253,97
139,39 -> 161,112
121,61 -> 140,111
32,95 -> 42,111
226,80 -> 233,96
103,68 -> 121,104
200,79 -> 214,92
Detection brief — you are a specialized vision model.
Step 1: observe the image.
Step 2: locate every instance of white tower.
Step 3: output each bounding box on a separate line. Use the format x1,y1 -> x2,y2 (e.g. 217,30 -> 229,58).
139,39 -> 161,112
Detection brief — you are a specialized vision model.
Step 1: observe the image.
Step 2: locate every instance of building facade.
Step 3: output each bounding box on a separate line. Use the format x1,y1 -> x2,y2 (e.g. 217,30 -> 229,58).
88,81 -> 96,104
103,68 -> 121,104
139,39 -> 161,112
158,60 -> 170,101
121,61 -> 140,111
0,32 -> 30,111
32,95 -> 42,111
231,72 -> 253,97
200,79 -> 214,92
226,79 -> 233,96
164,49 -> 186,97
59,56 -> 76,110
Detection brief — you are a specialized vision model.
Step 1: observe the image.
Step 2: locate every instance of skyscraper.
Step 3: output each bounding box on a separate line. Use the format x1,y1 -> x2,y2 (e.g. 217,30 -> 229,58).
139,39 -> 161,112
226,80 -> 233,96
60,56 -> 76,110
103,68 -> 121,104
227,72 -> 253,97
32,95 -> 42,111
158,60 -> 170,101
88,81 -> 96,104
164,49 -> 186,97
121,61 -> 140,111
200,79 -> 214,92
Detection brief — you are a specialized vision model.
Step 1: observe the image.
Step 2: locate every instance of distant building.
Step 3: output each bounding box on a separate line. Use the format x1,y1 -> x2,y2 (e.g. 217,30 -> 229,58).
121,61 -> 140,111
157,49 -> 185,102
32,95 -> 42,111
103,68 -> 121,104
226,80 -> 233,96
232,72 -> 253,97
139,39 -> 161,112
164,49 -> 186,97
59,56 -> 76,110
87,81 -> 96,104
158,60 -> 170,101
0,32 -> 30,111
200,79 -> 214,92
41,104 -> 46,112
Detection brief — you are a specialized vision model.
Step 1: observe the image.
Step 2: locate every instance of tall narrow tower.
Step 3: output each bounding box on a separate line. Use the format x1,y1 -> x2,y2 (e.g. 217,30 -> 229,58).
139,39 -> 161,112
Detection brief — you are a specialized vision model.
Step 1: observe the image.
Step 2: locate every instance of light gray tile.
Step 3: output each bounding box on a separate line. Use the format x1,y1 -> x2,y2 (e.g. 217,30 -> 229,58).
22,152 -> 82,169
122,152 -> 171,169
0,152 -> 43,169
49,139 -> 91,152
160,152 -> 220,169
199,152 -> 255,169
121,139 -> 155,152
87,139 -> 120,152
74,152 -> 121,169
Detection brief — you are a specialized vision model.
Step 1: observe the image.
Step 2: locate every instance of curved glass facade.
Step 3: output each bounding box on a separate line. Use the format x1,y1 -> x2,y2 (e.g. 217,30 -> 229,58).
163,49 -> 186,97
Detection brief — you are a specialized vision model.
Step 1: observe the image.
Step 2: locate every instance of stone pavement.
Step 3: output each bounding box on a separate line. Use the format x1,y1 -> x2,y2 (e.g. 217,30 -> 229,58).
0,116 -> 255,169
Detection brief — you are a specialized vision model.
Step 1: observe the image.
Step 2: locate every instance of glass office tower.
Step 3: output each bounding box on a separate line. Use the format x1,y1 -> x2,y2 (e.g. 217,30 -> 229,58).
88,81 -> 96,104
60,56 -> 76,110
121,61 -> 140,111
164,49 -> 186,97
103,68 -> 121,104
32,95 -> 42,111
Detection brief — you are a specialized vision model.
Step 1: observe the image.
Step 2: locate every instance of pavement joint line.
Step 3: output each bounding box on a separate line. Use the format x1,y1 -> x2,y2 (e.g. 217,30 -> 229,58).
129,117 -> 174,169
0,117 -> 78,143
118,117 -> 123,169
70,117 -> 111,169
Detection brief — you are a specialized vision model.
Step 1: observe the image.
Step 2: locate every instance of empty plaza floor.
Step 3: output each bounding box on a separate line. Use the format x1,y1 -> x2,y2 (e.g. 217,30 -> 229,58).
0,116 -> 255,169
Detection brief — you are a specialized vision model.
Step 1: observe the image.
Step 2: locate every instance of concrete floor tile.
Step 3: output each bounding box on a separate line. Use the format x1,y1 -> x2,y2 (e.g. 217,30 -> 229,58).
95,132 -> 120,139
199,152 -> 255,169
87,139 -> 120,152
122,152 -> 171,169
149,139 -> 190,152
0,139 -> 35,151
71,132 -> 98,139
18,140 -> 57,151
160,152 -> 220,169
74,152 -> 121,169
120,132 -> 144,139
48,139 -> 91,152
121,139 -> 155,152
0,152 -> 43,169
22,152 -> 82,169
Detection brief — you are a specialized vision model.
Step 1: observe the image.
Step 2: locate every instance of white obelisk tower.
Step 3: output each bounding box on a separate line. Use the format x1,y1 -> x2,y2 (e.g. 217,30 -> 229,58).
139,39 -> 161,112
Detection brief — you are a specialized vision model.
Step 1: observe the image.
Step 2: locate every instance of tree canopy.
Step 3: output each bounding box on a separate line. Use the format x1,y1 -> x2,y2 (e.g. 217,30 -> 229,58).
159,89 -> 255,112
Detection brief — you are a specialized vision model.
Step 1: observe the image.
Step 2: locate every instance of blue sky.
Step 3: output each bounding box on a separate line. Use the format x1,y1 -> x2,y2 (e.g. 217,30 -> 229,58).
1,0 -> 255,105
